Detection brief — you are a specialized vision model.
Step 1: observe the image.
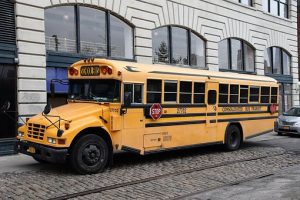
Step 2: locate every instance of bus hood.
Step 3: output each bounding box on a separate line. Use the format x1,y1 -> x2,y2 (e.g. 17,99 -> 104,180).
30,103 -> 107,124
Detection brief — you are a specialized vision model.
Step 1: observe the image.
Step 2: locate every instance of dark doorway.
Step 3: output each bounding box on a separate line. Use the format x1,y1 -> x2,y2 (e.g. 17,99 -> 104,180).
0,64 -> 17,139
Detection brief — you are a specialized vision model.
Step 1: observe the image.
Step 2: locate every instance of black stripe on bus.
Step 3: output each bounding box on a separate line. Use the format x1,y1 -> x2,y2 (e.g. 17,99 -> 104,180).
217,116 -> 277,123
218,111 -> 278,116
125,103 -> 207,109
218,103 -> 277,107
145,120 -> 206,128
148,71 -> 276,83
125,103 -> 275,109
146,111 -> 274,119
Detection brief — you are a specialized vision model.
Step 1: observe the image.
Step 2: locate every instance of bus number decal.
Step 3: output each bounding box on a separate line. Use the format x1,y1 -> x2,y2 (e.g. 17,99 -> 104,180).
177,108 -> 187,114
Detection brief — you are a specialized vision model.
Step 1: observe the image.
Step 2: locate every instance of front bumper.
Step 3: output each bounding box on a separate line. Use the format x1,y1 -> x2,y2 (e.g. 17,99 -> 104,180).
17,140 -> 68,163
274,122 -> 300,135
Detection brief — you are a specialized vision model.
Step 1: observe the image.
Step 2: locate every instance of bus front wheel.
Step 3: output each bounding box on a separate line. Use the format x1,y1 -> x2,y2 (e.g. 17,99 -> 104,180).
70,134 -> 109,174
224,125 -> 242,151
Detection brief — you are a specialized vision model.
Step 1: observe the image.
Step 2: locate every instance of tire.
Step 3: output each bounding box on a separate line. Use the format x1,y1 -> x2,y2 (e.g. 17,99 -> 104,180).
70,134 -> 109,174
33,156 -> 49,164
224,125 -> 242,151
277,132 -> 283,136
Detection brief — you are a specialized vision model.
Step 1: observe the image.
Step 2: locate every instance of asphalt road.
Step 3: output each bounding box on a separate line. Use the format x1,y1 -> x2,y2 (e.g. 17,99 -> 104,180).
0,132 -> 300,200
187,132 -> 300,200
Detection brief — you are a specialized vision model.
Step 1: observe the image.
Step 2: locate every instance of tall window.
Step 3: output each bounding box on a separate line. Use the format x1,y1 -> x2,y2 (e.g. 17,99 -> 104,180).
218,38 -> 255,72
262,0 -> 289,18
45,5 -> 134,59
152,26 -> 206,68
264,47 -> 291,75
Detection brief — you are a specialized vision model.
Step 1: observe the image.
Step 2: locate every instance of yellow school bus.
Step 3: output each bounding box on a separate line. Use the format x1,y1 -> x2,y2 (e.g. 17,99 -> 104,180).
17,59 -> 279,174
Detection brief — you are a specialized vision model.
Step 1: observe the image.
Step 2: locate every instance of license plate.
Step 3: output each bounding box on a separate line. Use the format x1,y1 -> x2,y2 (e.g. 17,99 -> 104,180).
27,146 -> 36,154
282,126 -> 290,130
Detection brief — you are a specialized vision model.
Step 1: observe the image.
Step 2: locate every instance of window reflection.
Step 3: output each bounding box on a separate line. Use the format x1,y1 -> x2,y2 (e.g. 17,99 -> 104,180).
45,5 -> 134,59
263,0 -> 289,18
264,47 -> 291,76
80,7 -> 106,55
45,6 -> 76,53
152,26 -> 205,68
152,27 -> 169,63
191,32 -> 205,68
171,27 -> 188,65
218,40 -> 229,69
231,39 -> 243,71
218,38 -> 255,72
110,15 -> 133,59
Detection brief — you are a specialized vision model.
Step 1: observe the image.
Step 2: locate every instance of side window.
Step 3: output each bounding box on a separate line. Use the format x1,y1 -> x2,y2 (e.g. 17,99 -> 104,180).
124,84 -> 143,104
180,81 -> 192,103
219,84 -> 229,104
194,82 -> 205,103
250,86 -> 259,102
271,87 -> 278,103
164,81 -> 177,103
147,79 -> 162,103
240,85 -> 249,103
208,90 -> 217,105
230,84 -> 239,103
261,87 -> 270,103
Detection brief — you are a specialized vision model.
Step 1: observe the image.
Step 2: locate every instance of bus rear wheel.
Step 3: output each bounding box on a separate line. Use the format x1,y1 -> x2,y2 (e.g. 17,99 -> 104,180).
224,125 -> 242,151
70,134 -> 109,174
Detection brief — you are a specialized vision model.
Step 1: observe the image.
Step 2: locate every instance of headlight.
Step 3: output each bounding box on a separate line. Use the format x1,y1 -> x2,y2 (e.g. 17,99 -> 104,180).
47,137 -> 56,144
18,132 -> 24,137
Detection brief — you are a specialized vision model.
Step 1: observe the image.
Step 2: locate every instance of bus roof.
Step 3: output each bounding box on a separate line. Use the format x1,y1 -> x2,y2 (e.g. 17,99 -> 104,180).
72,59 -> 278,84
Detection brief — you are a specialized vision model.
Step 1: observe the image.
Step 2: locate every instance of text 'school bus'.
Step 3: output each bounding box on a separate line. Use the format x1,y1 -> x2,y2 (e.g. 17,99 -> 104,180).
17,59 -> 279,174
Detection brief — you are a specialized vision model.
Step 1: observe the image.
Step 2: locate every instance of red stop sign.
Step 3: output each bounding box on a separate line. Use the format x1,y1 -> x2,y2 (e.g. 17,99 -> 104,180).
149,103 -> 162,120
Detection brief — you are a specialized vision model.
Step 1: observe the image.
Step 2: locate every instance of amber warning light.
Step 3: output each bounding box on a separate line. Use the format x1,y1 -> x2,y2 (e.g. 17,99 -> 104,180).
69,67 -> 78,76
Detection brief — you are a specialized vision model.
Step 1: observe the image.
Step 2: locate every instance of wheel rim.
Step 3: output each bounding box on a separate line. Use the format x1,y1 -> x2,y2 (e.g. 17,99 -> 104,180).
230,131 -> 239,147
82,144 -> 101,166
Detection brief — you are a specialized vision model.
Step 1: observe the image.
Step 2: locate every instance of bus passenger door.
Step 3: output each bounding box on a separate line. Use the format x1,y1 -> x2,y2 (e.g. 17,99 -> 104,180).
121,83 -> 145,152
205,81 -> 218,141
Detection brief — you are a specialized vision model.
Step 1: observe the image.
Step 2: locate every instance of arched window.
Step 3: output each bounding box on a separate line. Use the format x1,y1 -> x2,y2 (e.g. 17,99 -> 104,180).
218,38 -> 255,72
264,47 -> 291,75
152,26 -> 206,68
45,5 -> 134,59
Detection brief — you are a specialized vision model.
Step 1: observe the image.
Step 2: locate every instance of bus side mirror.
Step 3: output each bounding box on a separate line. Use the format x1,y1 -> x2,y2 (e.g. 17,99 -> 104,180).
43,103 -> 51,115
50,82 -> 55,98
124,92 -> 132,107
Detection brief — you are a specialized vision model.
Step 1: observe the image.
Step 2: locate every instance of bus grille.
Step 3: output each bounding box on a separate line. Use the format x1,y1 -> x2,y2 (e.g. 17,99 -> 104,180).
27,123 -> 46,140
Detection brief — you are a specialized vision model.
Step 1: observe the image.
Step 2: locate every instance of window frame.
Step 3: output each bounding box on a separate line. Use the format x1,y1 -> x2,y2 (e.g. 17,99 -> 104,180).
264,47 -> 291,76
152,25 -> 207,68
219,38 -> 256,73
164,80 -> 178,103
146,79 -> 162,104
193,82 -> 206,104
179,81 -> 192,104
265,0 -> 289,18
249,86 -> 260,103
45,5 -> 135,61
123,83 -> 144,104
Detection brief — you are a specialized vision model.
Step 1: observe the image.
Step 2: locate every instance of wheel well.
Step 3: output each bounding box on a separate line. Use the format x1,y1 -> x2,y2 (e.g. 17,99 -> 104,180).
69,127 -> 113,155
226,122 -> 244,142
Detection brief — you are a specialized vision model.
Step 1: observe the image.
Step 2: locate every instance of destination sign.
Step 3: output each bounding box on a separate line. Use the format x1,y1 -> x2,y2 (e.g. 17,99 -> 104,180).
80,66 -> 100,76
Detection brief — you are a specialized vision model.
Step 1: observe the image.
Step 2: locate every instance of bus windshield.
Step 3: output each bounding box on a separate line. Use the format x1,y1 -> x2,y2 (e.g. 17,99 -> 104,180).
68,79 -> 121,102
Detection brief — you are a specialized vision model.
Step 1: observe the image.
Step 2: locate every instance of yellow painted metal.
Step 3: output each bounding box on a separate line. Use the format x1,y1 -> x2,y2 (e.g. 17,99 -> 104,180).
17,59 -> 279,156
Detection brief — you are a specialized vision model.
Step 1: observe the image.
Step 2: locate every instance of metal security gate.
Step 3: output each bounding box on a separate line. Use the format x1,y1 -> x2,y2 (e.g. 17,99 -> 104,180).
0,65 -> 17,155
